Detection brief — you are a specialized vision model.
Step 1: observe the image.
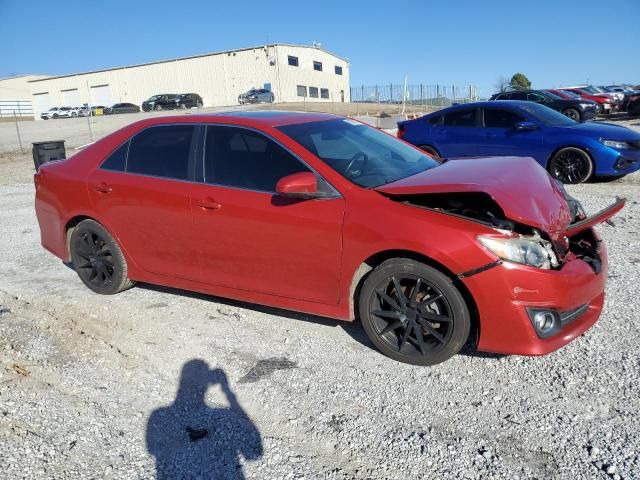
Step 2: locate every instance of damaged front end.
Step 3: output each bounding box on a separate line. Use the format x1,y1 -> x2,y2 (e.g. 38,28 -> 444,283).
382,190 -> 624,274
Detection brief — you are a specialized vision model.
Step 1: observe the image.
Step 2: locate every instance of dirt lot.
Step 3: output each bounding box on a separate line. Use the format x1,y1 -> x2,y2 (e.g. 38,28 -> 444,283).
1,122 -> 640,479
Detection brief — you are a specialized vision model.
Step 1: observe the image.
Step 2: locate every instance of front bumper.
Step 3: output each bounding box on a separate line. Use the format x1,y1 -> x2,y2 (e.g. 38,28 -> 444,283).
461,237 -> 607,356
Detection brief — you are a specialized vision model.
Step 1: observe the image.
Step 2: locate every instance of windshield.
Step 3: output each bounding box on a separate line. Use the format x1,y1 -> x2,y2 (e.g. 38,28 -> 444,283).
582,86 -> 598,94
516,103 -> 577,127
278,119 -> 439,188
148,95 -> 160,101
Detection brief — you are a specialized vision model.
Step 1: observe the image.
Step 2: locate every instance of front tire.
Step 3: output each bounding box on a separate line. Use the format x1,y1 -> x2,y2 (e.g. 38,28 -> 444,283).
358,259 -> 470,366
69,220 -> 135,295
563,108 -> 581,121
548,147 -> 594,184
155,104 -> 162,111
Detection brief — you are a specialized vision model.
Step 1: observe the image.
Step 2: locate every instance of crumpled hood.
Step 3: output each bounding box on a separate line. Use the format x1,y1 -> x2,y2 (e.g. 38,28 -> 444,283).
375,156 -> 572,240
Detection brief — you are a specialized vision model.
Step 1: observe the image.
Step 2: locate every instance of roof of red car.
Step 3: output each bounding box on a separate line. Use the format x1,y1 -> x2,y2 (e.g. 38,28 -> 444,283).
129,110 -> 341,129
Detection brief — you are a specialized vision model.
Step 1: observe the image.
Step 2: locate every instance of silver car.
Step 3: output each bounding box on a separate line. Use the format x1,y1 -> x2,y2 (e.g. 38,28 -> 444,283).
238,88 -> 274,104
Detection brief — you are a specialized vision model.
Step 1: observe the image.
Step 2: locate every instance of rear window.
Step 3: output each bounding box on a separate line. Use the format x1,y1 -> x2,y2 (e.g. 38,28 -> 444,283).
444,109 -> 477,127
127,125 -> 195,180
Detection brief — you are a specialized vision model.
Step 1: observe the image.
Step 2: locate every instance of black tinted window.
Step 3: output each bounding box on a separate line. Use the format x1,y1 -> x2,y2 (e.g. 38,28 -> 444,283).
313,61 -> 322,71
483,109 -> 525,128
204,126 -> 310,192
335,66 -> 343,75
510,91 -> 527,100
288,55 -> 299,66
444,109 -> 477,127
527,93 -> 546,102
427,115 -> 442,125
127,125 -> 195,180
101,141 -> 128,172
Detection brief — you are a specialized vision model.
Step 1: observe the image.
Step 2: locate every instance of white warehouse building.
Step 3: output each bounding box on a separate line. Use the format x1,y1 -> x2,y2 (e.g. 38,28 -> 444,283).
28,43 -> 350,120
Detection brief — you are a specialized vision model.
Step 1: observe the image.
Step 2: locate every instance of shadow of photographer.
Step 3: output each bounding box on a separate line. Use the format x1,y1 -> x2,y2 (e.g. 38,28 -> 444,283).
146,359 -> 262,479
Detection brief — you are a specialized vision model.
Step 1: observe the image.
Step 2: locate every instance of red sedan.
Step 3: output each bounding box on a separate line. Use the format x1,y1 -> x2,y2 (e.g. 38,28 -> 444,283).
34,112 -> 622,365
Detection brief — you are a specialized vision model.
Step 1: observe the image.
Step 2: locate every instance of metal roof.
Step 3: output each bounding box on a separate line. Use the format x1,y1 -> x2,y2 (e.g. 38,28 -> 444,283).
28,43 -> 348,83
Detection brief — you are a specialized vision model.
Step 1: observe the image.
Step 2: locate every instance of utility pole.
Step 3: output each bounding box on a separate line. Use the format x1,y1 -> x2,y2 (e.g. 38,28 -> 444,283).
13,111 -> 24,154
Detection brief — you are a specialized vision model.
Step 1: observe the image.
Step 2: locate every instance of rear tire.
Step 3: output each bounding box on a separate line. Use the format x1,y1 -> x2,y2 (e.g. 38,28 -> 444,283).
548,147 -> 594,184
358,258 -> 470,366
563,108 -> 581,121
155,104 -> 162,111
69,220 -> 135,295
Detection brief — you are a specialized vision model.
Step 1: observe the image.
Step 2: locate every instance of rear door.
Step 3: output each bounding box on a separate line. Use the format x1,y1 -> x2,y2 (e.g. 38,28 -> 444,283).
432,108 -> 481,157
87,124 -> 201,280
479,107 -> 543,157
189,125 -> 345,304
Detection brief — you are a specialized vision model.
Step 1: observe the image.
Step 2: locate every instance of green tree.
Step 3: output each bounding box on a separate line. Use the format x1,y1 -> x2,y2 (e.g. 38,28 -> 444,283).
509,73 -> 531,90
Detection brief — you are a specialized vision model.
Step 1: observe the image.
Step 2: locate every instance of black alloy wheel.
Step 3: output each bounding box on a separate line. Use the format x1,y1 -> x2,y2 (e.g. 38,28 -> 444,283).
70,219 -> 134,295
359,259 -> 470,366
563,108 -> 581,121
548,147 -> 594,184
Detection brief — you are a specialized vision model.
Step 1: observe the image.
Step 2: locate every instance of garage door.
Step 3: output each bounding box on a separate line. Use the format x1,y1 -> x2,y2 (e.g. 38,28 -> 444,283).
33,93 -> 50,116
90,85 -> 111,106
62,89 -> 80,107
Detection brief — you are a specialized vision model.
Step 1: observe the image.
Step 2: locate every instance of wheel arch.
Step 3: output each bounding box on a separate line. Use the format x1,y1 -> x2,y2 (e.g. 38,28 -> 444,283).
545,144 -> 594,171
348,249 -> 480,347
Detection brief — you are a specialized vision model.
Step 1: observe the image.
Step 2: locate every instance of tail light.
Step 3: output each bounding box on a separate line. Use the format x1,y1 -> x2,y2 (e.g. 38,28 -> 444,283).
397,124 -> 405,139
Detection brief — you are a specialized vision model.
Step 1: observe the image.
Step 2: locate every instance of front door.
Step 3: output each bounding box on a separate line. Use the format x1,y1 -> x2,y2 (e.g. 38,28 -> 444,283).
87,125 -> 201,280
479,107 -> 543,158
190,125 -> 345,304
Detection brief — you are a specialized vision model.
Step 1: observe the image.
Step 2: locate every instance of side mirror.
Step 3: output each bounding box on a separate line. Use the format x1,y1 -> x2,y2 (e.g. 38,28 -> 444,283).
276,172 -> 320,199
515,121 -> 538,131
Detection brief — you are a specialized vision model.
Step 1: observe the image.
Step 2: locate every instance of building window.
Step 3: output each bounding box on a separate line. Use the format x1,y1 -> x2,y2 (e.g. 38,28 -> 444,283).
296,85 -> 307,97
320,88 -> 329,99
309,87 -> 319,98
335,66 -> 343,75
288,55 -> 299,67
313,61 -> 323,72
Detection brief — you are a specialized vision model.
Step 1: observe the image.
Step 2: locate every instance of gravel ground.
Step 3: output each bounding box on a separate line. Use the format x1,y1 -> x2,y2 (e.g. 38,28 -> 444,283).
1,144 -> 640,478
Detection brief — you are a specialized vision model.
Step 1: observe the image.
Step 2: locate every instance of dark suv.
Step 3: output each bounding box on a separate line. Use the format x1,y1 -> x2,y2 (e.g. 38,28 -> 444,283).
175,93 -> 203,109
490,89 -> 598,121
141,94 -> 178,112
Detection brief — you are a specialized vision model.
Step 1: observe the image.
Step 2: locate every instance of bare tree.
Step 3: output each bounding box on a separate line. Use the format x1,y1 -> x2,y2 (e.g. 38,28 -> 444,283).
494,76 -> 509,93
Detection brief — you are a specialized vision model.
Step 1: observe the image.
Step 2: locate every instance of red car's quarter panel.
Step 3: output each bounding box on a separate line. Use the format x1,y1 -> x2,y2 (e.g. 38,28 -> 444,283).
86,168 -> 200,281
189,182 -> 346,304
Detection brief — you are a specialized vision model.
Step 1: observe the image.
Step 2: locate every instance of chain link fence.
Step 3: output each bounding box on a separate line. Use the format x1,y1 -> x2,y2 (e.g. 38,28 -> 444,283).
350,84 -> 480,110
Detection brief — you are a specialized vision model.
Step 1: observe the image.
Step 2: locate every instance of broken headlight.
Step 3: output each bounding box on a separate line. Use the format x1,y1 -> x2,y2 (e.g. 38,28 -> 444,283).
477,235 -> 558,270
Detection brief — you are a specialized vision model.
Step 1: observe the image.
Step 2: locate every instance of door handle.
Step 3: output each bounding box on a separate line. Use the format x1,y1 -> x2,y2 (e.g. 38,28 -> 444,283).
196,198 -> 222,210
93,182 -> 112,193
485,133 -> 498,138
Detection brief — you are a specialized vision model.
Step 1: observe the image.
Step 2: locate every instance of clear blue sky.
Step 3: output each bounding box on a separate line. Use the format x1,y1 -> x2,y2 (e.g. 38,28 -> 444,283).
1,0 -> 638,96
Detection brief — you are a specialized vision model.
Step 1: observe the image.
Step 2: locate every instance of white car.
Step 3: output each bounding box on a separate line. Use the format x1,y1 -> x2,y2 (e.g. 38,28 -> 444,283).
40,107 -> 76,120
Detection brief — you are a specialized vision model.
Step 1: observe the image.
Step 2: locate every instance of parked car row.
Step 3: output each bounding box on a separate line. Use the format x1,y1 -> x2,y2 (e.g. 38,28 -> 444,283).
491,84 -> 640,119
141,93 -> 203,111
398,100 -> 640,184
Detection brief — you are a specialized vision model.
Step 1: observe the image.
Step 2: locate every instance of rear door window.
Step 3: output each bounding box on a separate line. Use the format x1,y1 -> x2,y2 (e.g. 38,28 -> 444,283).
483,109 -> 525,129
443,109 -> 477,127
127,125 -> 195,180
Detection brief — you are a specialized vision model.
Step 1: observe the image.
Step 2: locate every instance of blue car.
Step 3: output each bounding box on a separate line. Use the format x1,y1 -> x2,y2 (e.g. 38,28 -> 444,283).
397,101 -> 640,184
